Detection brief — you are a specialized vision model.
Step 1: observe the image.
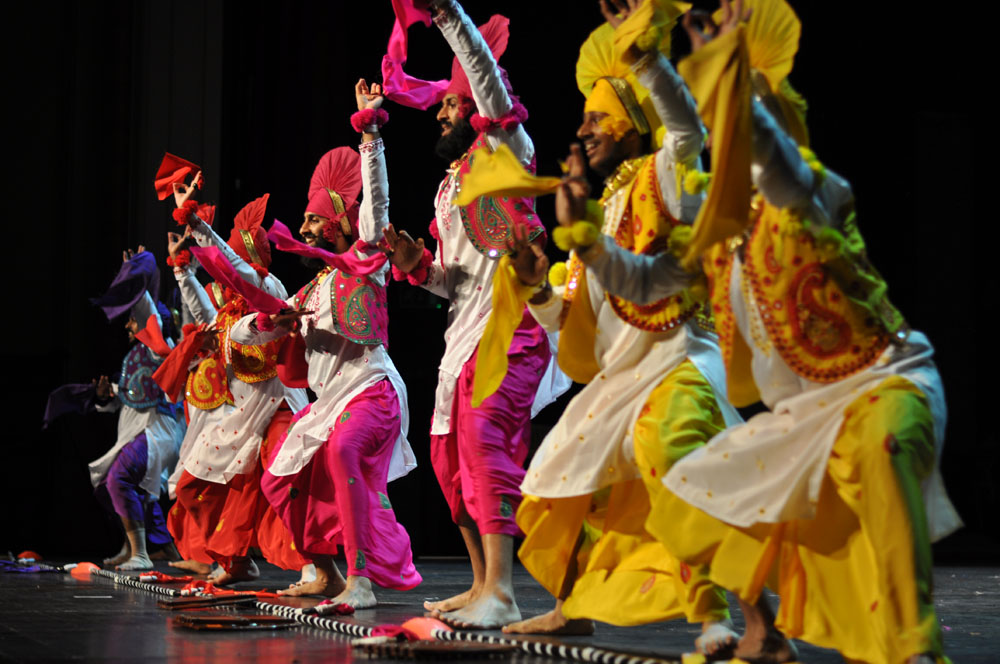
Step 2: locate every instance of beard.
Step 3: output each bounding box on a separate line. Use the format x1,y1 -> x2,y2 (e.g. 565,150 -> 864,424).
299,233 -> 334,272
435,116 -> 478,162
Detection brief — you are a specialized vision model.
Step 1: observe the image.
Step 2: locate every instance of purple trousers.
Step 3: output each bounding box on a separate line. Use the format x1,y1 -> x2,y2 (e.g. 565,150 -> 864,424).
95,434 -> 171,545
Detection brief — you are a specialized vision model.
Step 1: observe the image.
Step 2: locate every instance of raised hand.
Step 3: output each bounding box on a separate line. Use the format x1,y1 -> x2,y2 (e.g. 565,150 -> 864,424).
94,375 -> 112,400
167,226 -> 193,259
382,224 -> 426,274
172,170 -> 202,208
356,79 -> 385,112
506,223 -> 549,288
599,0 -> 642,29
122,246 -> 147,262
268,308 -> 315,331
555,144 -> 591,227
682,0 -> 751,53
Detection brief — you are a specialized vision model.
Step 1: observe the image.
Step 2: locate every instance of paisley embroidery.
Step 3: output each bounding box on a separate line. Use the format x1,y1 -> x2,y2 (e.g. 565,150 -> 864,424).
330,271 -> 388,347
788,264 -> 852,358
185,356 -> 232,411
215,298 -> 280,384
455,133 -> 543,258
602,155 -> 704,332
730,199 -> 891,383
118,344 -> 166,410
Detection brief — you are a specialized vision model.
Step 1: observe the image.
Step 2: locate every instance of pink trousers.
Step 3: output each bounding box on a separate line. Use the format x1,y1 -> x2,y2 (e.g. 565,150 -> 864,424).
261,378 -> 420,590
431,313 -> 550,537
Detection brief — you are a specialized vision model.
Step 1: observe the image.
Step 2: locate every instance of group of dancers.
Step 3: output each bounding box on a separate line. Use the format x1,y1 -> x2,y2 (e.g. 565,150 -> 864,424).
64,1 -> 961,662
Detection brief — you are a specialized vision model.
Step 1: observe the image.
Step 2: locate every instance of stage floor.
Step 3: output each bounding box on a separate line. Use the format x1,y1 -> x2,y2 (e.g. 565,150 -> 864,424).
1,560 -> 995,663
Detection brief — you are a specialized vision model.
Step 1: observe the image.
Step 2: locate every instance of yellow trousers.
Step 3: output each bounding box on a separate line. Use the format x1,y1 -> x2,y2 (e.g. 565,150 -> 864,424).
651,375 -> 943,664
517,360 -> 730,626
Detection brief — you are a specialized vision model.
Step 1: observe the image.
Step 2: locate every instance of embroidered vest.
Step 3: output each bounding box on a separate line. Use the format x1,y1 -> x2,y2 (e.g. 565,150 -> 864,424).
705,196 -> 907,399
562,155 -> 706,332
215,296 -> 280,384
294,265 -> 388,348
184,354 -> 233,410
118,343 -> 170,412
555,155 -> 709,383
454,133 -> 544,258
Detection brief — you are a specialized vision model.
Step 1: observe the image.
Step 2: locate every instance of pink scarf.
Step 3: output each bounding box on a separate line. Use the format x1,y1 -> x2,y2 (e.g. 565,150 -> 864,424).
267,220 -> 387,276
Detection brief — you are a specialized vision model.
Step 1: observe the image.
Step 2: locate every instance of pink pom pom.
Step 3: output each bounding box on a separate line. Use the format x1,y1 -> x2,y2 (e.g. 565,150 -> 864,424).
350,108 -> 389,133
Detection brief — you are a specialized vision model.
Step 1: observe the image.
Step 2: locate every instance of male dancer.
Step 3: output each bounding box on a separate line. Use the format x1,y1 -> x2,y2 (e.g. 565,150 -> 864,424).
229,82 -> 419,609
498,1 -> 739,653
600,2 -> 960,662
381,0 -> 557,628
89,249 -> 185,570
168,191 -> 309,584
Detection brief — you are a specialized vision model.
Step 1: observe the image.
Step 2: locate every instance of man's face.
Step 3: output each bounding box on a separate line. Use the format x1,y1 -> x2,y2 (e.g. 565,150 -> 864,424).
125,317 -> 139,342
577,111 -> 629,176
436,94 -> 464,137
300,213 -> 331,247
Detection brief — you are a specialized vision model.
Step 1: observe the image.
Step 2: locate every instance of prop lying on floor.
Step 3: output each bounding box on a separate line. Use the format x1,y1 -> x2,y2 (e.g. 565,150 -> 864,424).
255,601 -> 686,664
172,614 -> 297,631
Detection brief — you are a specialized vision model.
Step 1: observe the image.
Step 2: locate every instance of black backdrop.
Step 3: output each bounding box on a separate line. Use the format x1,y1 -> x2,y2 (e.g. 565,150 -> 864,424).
3,1 -> 991,563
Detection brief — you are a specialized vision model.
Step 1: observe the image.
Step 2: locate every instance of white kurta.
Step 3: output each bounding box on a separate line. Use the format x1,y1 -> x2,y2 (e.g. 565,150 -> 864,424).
88,293 -> 185,498
174,221 -> 308,484
229,137 -> 416,482
419,2 -> 565,435
662,101 -> 962,541
521,52 -> 739,499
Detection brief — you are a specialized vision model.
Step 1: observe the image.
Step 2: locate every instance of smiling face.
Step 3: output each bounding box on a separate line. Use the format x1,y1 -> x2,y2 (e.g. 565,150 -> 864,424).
299,213 -> 329,247
125,317 -> 139,343
577,111 -> 635,176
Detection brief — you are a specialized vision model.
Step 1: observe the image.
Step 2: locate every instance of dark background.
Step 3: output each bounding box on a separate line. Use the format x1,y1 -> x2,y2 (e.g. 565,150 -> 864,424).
3,1 -> 989,564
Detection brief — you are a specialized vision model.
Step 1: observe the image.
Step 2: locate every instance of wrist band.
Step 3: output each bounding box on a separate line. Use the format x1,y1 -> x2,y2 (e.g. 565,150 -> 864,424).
350,108 -> 389,133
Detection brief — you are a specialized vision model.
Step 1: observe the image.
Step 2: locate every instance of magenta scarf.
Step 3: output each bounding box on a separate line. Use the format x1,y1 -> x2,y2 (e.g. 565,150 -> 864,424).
381,0 -> 449,110
267,220 -> 387,277
189,246 -> 286,315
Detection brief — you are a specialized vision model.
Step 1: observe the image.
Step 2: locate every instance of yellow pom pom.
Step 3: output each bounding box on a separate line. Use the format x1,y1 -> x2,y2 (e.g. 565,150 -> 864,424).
553,226 -> 574,252
597,115 -> 633,141
797,145 -> 826,184
571,221 -> 600,247
688,280 -> 708,302
548,262 -> 568,287
667,225 -> 692,258
683,169 -> 711,195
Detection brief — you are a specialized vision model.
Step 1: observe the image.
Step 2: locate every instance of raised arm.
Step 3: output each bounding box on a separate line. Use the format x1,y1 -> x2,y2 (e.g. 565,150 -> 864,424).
168,229 -> 217,325
356,79 -> 390,245
634,52 -> 706,222
751,99 -> 854,229
432,0 -> 533,162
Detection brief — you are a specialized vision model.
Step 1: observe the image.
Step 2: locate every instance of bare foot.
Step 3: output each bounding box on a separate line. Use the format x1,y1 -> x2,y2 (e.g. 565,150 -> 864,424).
439,588 -> 521,630
211,557 -> 260,586
279,566 -> 347,598
329,576 -> 377,610
502,605 -> 594,635
696,619 -> 739,659
168,559 -> 213,575
733,626 -> 798,663
424,585 -> 481,614
116,554 -> 153,571
298,563 -> 317,584
103,541 -> 131,567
